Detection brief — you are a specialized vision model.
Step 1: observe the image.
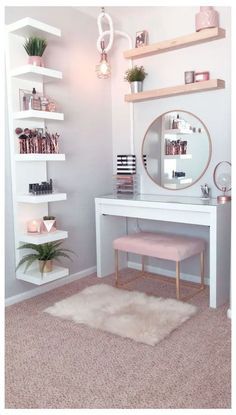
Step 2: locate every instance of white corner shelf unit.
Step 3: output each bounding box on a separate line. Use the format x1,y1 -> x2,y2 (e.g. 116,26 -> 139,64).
16,265 -> 69,285
11,65 -> 62,82
19,230 -> 68,244
15,153 -> 65,161
16,193 -> 67,203
6,17 -> 69,285
13,110 -> 64,121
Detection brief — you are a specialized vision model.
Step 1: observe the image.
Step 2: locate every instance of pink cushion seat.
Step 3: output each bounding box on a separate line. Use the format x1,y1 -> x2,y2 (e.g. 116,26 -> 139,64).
113,232 -> 205,261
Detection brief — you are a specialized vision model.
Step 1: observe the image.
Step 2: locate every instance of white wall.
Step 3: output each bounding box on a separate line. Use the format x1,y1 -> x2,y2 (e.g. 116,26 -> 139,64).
110,6 -> 231,197
108,6 -> 230,276
5,7 -> 113,298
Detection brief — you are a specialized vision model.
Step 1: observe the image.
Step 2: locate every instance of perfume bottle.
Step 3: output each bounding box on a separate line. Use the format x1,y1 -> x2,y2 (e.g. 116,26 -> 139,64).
29,88 -> 41,111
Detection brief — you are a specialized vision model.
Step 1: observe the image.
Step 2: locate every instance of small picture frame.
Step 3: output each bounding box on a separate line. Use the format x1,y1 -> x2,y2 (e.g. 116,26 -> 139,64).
135,30 -> 148,48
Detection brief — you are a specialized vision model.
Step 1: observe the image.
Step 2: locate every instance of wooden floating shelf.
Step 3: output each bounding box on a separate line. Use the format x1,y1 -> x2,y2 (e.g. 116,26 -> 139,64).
11,65 -> 62,83
124,27 -> 225,59
16,193 -> 67,203
13,110 -> 64,121
18,230 -> 68,244
125,79 -> 225,103
15,154 -> 65,161
16,265 -> 69,285
7,17 -> 61,38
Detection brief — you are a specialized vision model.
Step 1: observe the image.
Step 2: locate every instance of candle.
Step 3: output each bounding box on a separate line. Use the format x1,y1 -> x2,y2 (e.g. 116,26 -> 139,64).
27,219 -> 42,234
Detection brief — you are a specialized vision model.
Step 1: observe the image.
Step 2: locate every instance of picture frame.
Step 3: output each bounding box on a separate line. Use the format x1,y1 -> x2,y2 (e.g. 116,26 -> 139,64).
135,30 -> 148,48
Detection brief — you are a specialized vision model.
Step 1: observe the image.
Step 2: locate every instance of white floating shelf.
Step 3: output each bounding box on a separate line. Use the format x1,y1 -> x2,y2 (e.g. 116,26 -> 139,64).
164,129 -> 193,135
16,265 -> 69,285
11,65 -> 62,83
18,230 -> 68,244
15,154 -> 65,161
164,154 -> 192,159
13,110 -> 64,121
7,17 -> 61,38
16,193 -> 67,203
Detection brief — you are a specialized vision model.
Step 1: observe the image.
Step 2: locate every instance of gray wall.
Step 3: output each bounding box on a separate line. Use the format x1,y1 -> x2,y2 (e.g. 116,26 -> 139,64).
5,7 -> 113,298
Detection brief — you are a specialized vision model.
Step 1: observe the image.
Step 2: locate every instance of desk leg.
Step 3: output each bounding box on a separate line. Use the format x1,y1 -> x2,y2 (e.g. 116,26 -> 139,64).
210,203 -> 231,308
95,211 -> 127,277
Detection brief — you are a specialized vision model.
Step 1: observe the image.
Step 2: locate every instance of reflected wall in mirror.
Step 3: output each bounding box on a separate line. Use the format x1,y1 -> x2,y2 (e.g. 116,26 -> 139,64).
142,110 -> 212,190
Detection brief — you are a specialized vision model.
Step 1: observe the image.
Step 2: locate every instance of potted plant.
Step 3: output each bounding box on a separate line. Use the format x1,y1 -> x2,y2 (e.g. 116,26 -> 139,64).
124,65 -> 148,93
23,36 -> 47,67
42,215 -> 56,233
16,241 -> 74,275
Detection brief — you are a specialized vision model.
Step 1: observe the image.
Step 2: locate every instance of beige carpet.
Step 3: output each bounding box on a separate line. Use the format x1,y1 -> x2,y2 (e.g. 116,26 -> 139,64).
5,269 -> 231,409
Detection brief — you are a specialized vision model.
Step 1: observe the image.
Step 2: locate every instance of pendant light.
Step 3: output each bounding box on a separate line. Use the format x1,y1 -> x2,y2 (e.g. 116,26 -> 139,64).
96,40 -> 111,79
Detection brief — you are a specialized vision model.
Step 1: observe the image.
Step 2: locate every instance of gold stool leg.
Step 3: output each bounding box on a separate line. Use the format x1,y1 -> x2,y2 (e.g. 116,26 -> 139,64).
115,250 -> 119,287
200,251 -> 205,289
142,255 -> 145,274
176,261 -> 180,300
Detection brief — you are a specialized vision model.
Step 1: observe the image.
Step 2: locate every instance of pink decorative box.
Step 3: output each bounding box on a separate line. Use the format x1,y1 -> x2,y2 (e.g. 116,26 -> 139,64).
194,71 -> 210,82
195,6 -> 219,32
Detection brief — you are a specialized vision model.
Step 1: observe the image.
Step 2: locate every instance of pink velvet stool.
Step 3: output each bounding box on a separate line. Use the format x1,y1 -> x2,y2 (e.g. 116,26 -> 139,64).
113,232 -> 205,301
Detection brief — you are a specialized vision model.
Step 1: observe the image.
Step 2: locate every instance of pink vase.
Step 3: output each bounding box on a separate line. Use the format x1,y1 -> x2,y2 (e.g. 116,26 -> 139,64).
28,56 -> 44,67
195,6 -> 219,32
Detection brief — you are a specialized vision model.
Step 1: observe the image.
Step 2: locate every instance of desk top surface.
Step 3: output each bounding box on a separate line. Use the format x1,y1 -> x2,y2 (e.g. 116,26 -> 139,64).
97,194 -> 222,207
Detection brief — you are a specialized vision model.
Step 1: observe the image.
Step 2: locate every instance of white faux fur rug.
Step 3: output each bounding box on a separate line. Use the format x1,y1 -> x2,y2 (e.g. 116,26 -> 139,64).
44,284 -> 197,346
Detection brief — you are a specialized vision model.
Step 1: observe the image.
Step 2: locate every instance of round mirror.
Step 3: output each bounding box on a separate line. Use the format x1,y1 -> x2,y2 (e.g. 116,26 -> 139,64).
142,110 -> 212,190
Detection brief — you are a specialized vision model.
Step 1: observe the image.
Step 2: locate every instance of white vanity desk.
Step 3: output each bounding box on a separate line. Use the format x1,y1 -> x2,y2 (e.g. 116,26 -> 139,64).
95,194 -> 231,308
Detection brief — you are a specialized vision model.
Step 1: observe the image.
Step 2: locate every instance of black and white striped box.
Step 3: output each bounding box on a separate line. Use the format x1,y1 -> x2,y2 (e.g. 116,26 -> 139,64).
117,154 -> 136,175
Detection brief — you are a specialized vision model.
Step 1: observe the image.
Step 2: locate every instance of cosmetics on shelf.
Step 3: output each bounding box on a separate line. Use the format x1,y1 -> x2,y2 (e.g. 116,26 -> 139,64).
165,139 -> 188,155
20,88 -> 57,112
29,179 -> 53,195
113,174 -> 139,195
15,127 -> 59,154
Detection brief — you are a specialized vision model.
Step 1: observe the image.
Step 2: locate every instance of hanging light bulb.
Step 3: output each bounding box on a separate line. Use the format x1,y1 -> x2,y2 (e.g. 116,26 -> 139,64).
96,40 -> 111,79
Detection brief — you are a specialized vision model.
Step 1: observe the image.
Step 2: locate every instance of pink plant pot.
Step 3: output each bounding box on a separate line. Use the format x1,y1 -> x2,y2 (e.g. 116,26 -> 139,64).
195,6 -> 219,32
28,56 -> 44,67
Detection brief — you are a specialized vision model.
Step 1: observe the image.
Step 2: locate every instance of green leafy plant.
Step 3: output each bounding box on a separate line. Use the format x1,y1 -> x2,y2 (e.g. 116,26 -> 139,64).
16,241 -> 74,273
124,65 -> 147,83
23,37 -> 47,57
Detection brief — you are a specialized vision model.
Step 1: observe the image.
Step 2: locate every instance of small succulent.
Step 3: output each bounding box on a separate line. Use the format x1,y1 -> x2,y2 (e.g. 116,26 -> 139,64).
124,65 -> 148,83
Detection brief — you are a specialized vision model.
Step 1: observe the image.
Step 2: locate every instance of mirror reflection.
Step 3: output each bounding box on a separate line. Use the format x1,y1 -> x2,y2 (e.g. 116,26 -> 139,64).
142,110 -> 211,190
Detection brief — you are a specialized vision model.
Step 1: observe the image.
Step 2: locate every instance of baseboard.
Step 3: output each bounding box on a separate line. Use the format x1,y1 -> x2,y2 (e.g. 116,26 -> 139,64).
227,309 -> 231,319
128,261 -> 210,286
5,265 -> 97,307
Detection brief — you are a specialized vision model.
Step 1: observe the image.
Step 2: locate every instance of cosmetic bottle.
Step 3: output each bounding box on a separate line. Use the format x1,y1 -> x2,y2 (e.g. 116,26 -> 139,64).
29,88 -> 41,111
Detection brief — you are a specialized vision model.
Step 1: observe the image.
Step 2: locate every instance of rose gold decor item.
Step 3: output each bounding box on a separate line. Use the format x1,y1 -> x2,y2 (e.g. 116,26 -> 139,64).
39,259 -> 53,273
194,71 -> 210,82
195,6 -> 219,32
42,219 -> 56,233
27,219 -> 42,233
213,161 -> 231,203
28,56 -> 44,67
